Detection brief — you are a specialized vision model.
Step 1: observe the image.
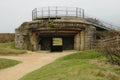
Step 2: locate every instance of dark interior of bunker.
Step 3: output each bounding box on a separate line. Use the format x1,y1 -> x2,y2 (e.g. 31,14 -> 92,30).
39,36 -> 74,52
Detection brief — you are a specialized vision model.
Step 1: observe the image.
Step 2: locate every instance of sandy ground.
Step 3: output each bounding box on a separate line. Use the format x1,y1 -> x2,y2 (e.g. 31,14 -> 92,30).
0,50 -> 76,80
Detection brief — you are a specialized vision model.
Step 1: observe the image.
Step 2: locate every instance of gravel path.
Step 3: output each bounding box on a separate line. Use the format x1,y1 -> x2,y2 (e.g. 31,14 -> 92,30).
0,51 -> 76,80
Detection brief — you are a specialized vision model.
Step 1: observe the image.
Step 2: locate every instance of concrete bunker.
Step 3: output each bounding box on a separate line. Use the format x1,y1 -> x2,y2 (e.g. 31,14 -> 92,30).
15,7 -> 96,51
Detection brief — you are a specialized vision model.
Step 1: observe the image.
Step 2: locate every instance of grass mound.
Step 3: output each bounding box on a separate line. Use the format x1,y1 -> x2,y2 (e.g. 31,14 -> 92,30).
59,50 -> 102,60
20,50 -> 120,80
0,58 -> 20,69
0,42 -> 26,55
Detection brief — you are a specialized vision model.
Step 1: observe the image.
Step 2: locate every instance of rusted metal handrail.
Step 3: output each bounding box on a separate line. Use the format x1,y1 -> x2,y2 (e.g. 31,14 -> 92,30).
32,7 -> 84,20
32,6 -> 120,30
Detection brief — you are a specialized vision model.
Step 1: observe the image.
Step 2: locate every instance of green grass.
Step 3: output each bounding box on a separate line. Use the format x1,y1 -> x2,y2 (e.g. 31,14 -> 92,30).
0,42 -> 26,55
0,58 -> 20,69
20,50 -> 120,80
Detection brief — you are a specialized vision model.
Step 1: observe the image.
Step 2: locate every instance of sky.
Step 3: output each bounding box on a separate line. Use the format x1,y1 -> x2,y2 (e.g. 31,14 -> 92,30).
0,0 -> 120,33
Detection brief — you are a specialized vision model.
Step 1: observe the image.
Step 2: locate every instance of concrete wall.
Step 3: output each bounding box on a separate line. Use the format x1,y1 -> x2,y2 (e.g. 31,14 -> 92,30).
74,31 -> 81,50
15,27 -> 96,51
15,33 -> 29,50
84,26 -> 96,49
74,30 -> 85,50
15,19 -> 96,51
74,26 -> 96,50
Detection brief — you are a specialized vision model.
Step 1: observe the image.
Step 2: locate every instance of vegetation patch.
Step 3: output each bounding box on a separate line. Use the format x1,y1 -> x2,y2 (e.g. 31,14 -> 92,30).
20,50 -> 120,80
96,30 -> 120,65
0,58 -> 20,69
0,42 -> 26,55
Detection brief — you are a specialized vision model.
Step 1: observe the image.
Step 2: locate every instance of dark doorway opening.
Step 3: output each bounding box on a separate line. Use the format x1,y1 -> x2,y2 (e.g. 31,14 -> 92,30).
40,37 -> 52,50
51,38 -> 63,52
39,36 -> 74,52
63,37 -> 74,50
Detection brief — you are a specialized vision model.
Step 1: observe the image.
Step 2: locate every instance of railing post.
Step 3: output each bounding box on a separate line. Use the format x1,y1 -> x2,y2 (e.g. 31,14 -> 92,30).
79,8 -> 81,18
32,10 -> 34,20
36,8 -> 37,19
76,8 -> 78,18
42,8 -> 43,18
56,6 -> 58,19
82,9 -> 85,19
48,7 -> 50,20
66,8 -> 68,18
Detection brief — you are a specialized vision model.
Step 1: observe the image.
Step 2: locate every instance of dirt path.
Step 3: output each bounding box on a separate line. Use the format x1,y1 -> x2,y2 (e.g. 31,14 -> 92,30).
0,51 -> 76,80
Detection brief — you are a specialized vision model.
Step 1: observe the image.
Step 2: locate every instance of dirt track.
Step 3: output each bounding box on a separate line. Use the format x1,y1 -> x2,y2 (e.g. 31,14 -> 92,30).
0,51 -> 76,80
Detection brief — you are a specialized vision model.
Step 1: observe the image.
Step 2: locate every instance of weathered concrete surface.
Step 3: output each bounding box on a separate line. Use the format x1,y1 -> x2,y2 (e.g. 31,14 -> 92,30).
15,18 -> 96,51
84,26 -> 96,49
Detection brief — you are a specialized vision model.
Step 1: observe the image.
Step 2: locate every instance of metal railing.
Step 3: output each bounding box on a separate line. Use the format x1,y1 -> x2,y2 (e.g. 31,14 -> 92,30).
32,6 -> 120,30
32,7 -> 84,20
84,15 -> 119,30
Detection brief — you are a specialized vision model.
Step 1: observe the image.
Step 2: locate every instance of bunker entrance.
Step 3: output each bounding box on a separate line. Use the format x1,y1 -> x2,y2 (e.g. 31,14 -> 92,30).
40,36 -> 74,51
51,38 -> 63,52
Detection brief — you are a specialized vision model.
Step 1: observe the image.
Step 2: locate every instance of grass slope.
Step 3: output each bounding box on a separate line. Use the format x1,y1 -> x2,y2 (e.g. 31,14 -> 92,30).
0,58 -> 20,69
20,50 -> 120,80
0,42 -> 26,55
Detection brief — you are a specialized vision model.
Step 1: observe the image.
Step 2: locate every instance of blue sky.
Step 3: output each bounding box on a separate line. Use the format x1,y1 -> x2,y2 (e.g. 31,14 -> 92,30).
0,0 -> 120,33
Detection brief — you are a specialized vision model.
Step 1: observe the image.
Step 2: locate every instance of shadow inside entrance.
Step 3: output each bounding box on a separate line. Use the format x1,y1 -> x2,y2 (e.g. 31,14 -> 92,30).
51,46 -> 63,52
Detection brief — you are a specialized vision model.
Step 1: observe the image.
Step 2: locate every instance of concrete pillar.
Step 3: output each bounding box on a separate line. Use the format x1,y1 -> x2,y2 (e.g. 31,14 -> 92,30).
74,31 -> 81,50
80,30 -> 85,50
84,26 -> 96,50
30,32 -> 39,51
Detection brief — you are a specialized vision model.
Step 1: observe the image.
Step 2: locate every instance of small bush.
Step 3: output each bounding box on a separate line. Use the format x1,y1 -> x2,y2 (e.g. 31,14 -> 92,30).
100,41 -> 120,65
97,30 -> 120,66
